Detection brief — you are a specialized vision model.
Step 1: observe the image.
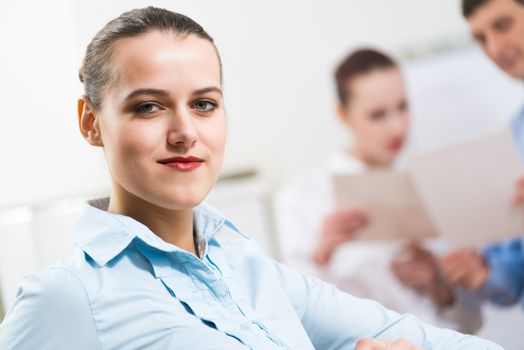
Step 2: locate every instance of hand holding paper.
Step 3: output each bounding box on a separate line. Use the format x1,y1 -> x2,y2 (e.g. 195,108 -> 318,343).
512,174 -> 524,205
392,243 -> 454,307
313,207 -> 369,265
441,249 -> 489,290
333,129 -> 524,248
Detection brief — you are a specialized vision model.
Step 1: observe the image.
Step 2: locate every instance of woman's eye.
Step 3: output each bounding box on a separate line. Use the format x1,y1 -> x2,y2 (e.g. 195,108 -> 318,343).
135,102 -> 160,115
398,100 -> 408,112
192,100 -> 216,113
474,33 -> 486,46
370,110 -> 386,121
494,17 -> 513,33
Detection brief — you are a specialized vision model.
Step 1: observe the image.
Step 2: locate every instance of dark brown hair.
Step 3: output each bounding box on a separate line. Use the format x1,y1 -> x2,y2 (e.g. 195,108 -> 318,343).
334,48 -> 397,106
79,6 -> 219,110
462,0 -> 524,18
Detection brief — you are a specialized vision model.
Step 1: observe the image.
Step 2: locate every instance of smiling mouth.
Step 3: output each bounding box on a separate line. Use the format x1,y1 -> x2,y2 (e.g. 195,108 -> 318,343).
157,156 -> 204,171
499,52 -> 521,69
388,138 -> 404,152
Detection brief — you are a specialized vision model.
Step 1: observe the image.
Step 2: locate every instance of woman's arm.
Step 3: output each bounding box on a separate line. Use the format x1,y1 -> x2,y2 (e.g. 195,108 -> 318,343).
272,261 -> 502,350
441,238 -> 524,306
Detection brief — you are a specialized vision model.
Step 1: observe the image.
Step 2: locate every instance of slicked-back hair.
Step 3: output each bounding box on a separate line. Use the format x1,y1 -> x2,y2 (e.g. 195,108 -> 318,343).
334,48 -> 397,106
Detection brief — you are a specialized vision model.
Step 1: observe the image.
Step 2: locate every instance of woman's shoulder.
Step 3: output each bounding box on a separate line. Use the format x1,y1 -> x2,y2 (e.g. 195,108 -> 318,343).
9,246 -> 108,312
16,249 -> 95,303
0,252 -> 102,349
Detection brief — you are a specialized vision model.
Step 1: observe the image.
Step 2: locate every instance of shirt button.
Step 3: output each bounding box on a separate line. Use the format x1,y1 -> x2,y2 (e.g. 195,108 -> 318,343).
240,322 -> 251,330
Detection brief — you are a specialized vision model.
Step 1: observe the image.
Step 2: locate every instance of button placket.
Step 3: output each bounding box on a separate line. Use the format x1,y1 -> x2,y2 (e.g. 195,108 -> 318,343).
205,246 -> 297,350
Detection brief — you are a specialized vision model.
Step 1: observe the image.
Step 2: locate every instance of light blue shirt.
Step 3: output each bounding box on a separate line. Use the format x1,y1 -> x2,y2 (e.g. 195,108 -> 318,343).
0,198 -> 501,349
481,108 -> 524,306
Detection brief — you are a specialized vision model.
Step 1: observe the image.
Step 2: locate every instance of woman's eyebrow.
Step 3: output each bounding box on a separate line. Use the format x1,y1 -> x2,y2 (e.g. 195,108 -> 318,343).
124,88 -> 169,101
123,87 -> 222,101
192,86 -> 222,96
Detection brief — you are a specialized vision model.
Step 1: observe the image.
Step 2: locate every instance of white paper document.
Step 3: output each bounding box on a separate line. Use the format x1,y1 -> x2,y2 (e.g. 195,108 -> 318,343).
333,172 -> 437,241
333,129 -> 524,247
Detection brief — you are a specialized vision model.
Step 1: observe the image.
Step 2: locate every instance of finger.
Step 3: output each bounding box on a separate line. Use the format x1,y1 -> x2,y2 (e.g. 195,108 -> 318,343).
441,249 -> 472,274
407,239 -> 423,250
327,212 -> 368,231
332,215 -> 368,229
515,175 -> 524,186
339,207 -> 370,221
441,257 -> 467,281
313,247 -> 332,266
441,252 -> 462,268
512,191 -> 524,205
341,218 -> 369,233
328,232 -> 355,246
445,267 -> 470,286
467,271 -> 488,289
512,176 -> 524,204
391,265 -> 411,282
388,338 -> 422,350
356,338 -> 388,350
329,218 -> 368,236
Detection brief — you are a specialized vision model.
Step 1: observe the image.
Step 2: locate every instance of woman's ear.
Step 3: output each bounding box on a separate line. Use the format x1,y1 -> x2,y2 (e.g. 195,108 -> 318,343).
336,103 -> 352,127
77,96 -> 103,147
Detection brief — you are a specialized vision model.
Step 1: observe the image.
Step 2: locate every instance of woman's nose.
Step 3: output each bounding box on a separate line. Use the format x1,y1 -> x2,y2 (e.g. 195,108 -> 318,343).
166,109 -> 198,149
388,115 -> 408,134
485,33 -> 506,62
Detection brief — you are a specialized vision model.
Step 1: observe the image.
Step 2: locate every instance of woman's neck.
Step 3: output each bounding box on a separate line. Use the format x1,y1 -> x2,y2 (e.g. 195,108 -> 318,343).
348,146 -> 393,169
107,183 -> 197,256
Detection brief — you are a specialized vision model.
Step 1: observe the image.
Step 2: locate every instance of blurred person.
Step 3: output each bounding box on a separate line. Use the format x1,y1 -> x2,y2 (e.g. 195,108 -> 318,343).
275,49 -> 481,333
441,0 -> 524,308
0,6 -> 500,350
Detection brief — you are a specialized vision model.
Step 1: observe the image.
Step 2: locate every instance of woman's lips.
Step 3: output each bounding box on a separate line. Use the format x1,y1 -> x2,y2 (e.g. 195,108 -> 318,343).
388,138 -> 404,152
157,156 -> 203,171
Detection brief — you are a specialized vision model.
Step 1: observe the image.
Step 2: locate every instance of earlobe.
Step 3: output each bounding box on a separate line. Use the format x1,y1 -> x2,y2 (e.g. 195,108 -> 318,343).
336,104 -> 351,126
77,96 -> 103,147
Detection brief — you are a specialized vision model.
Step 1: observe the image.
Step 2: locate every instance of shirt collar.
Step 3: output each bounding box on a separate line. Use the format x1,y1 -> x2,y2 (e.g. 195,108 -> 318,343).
326,147 -> 405,174
74,197 -> 245,267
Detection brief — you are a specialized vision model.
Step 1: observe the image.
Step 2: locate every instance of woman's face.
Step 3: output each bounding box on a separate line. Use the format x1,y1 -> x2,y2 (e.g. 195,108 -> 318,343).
339,68 -> 410,166
81,31 -> 226,210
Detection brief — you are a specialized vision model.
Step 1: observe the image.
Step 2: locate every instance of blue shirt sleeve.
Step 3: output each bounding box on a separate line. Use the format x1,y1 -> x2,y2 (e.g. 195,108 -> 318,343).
481,237 -> 524,306
272,260 -> 503,350
0,268 -> 102,350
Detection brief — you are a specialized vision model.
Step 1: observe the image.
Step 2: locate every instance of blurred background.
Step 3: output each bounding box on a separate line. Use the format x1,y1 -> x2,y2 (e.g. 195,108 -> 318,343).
1,1 -> 523,348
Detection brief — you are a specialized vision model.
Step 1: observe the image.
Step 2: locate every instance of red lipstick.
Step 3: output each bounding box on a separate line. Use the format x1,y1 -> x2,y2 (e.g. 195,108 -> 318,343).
388,138 -> 404,152
157,156 -> 203,171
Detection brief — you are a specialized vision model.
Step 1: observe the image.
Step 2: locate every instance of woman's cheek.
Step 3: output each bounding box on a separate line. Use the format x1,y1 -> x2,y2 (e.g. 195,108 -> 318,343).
205,117 -> 227,151
123,123 -> 162,154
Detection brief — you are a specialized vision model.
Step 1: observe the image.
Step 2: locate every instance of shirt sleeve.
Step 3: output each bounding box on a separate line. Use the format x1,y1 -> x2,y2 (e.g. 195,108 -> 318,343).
0,267 -> 102,350
273,261 -> 503,350
480,237 -> 524,306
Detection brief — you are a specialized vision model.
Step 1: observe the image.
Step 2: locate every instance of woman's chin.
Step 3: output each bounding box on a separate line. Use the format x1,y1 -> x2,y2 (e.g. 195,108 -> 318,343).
153,189 -> 211,211
154,196 -> 205,211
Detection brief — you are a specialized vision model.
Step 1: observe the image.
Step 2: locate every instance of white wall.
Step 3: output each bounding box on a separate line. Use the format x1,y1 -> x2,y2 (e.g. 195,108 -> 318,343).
0,0 -> 471,209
